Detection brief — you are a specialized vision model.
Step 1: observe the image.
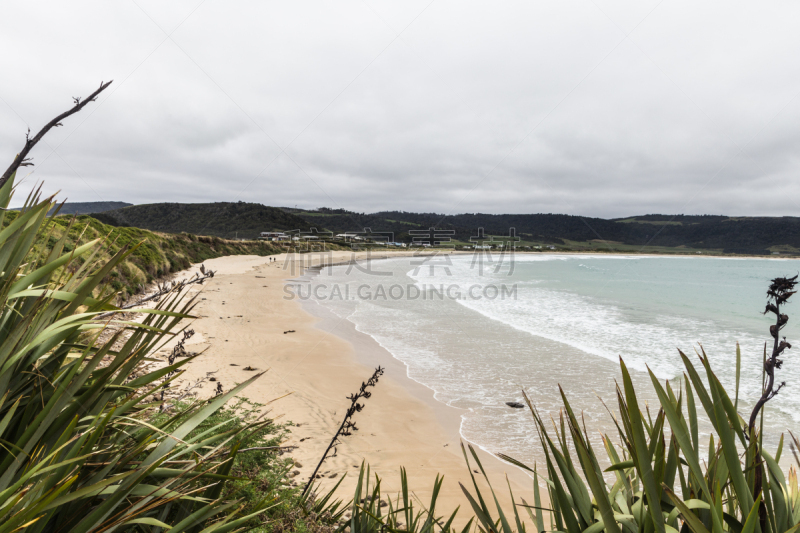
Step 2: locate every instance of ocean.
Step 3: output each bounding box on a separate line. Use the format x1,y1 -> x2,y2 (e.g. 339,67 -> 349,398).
295,252 -> 800,468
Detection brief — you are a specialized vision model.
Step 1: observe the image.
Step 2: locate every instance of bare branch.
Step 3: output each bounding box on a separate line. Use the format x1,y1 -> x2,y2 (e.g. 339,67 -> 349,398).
1,81 -> 113,188
238,445 -> 297,453
95,268 -> 214,319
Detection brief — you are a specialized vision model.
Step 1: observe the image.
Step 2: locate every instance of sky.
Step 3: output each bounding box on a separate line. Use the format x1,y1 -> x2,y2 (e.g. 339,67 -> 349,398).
1,1 -> 799,218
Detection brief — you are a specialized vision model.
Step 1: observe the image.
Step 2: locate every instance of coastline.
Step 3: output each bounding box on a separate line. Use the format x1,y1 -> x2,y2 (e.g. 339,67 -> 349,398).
169,251 -> 534,525
149,249 -> 800,526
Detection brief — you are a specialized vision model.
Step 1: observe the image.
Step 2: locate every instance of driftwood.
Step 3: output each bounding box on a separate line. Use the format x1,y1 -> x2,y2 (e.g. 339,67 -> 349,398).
0,81 -> 112,188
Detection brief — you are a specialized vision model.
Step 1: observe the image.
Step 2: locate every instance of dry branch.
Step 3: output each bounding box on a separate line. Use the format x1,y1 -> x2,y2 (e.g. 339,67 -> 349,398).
96,266 -> 215,319
0,81 -> 113,188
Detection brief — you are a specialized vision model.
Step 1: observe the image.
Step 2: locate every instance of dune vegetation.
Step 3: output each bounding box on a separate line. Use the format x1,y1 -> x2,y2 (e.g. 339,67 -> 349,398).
2,207 -> 283,300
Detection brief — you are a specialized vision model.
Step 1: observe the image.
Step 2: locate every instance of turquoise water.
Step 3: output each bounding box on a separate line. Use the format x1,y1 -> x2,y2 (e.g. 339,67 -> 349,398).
301,253 -> 800,466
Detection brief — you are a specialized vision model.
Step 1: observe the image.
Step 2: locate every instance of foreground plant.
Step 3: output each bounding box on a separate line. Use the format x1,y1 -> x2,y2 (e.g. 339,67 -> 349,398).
0,85 -> 280,530
305,462 -> 467,533
304,366 -> 384,496
749,275 -> 796,430
454,275 -> 800,533
0,173 -> 285,531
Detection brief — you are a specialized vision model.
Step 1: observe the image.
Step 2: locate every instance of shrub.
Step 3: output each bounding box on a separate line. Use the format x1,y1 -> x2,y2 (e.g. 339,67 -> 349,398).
0,172 -> 275,531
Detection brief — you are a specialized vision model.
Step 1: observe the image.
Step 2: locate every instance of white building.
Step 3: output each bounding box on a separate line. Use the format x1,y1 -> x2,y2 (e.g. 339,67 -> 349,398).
336,233 -> 364,241
260,232 -> 289,241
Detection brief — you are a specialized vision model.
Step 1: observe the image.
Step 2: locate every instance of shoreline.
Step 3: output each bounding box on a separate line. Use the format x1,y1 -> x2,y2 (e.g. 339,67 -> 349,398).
169,251 -> 534,526
158,249 -> 800,525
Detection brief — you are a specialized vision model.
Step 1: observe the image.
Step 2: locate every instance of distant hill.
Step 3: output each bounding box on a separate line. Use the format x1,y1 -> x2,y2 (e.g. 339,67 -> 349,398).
282,208 -> 800,255
94,202 -> 312,239
88,202 -> 800,255
9,201 -> 132,215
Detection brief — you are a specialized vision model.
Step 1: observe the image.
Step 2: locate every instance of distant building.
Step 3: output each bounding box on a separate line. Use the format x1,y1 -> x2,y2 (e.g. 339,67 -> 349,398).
260,232 -> 289,241
336,233 -> 364,241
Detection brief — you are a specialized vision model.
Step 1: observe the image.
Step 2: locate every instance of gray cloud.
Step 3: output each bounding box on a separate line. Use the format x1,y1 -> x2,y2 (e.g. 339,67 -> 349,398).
2,0 -> 799,217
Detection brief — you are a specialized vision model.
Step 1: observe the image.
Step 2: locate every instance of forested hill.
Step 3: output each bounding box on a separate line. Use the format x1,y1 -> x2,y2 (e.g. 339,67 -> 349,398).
89,202 -> 800,254
285,208 -> 800,254
53,201 -> 132,215
9,201 -> 131,215
94,202 -> 312,240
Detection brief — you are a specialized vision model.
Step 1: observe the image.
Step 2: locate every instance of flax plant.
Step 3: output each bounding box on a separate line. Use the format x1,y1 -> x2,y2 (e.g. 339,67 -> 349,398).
309,463 -> 467,533
484,350 -> 798,533
0,171 -> 273,531
456,277 -> 800,533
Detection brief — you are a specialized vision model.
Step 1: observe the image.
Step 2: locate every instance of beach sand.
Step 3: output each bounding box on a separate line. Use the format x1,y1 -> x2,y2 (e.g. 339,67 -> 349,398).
166,251 -> 537,526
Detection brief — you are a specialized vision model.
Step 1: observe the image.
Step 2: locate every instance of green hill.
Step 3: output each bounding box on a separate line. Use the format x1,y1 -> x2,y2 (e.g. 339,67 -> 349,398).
94,202 -> 313,239
283,208 -> 800,255
9,201 -> 132,215
53,201 -> 132,215
6,211 -> 283,299
88,202 -> 800,255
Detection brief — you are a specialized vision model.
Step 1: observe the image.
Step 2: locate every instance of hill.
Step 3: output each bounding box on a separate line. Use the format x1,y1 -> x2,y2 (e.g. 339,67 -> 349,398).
87,201 -> 800,255
53,201 -> 132,215
283,208 -> 800,255
94,202 -> 312,239
9,201 -> 132,215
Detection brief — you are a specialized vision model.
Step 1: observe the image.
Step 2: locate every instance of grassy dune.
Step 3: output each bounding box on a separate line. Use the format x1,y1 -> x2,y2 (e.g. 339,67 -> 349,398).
6,210 -> 283,299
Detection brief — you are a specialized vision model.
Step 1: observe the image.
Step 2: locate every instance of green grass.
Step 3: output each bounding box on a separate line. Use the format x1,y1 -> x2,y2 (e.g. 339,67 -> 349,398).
558,238 -> 726,254
384,219 -> 422,226
148,399 -> 340,533
4,210 -> 284,299
615,218 -> 685,226
444,237 -> 726,255
768,244 -> 800,254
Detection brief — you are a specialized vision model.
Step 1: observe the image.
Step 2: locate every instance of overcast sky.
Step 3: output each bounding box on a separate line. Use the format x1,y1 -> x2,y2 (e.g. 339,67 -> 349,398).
1,1 -> 799,218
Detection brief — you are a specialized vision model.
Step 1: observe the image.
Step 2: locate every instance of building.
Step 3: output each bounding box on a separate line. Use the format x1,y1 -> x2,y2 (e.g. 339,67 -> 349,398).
260,232 -> 289,241
335,233 -> 364,241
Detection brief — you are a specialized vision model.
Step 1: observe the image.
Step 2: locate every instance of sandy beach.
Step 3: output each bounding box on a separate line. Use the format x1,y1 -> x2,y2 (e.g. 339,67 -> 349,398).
166,250 -> 536,525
